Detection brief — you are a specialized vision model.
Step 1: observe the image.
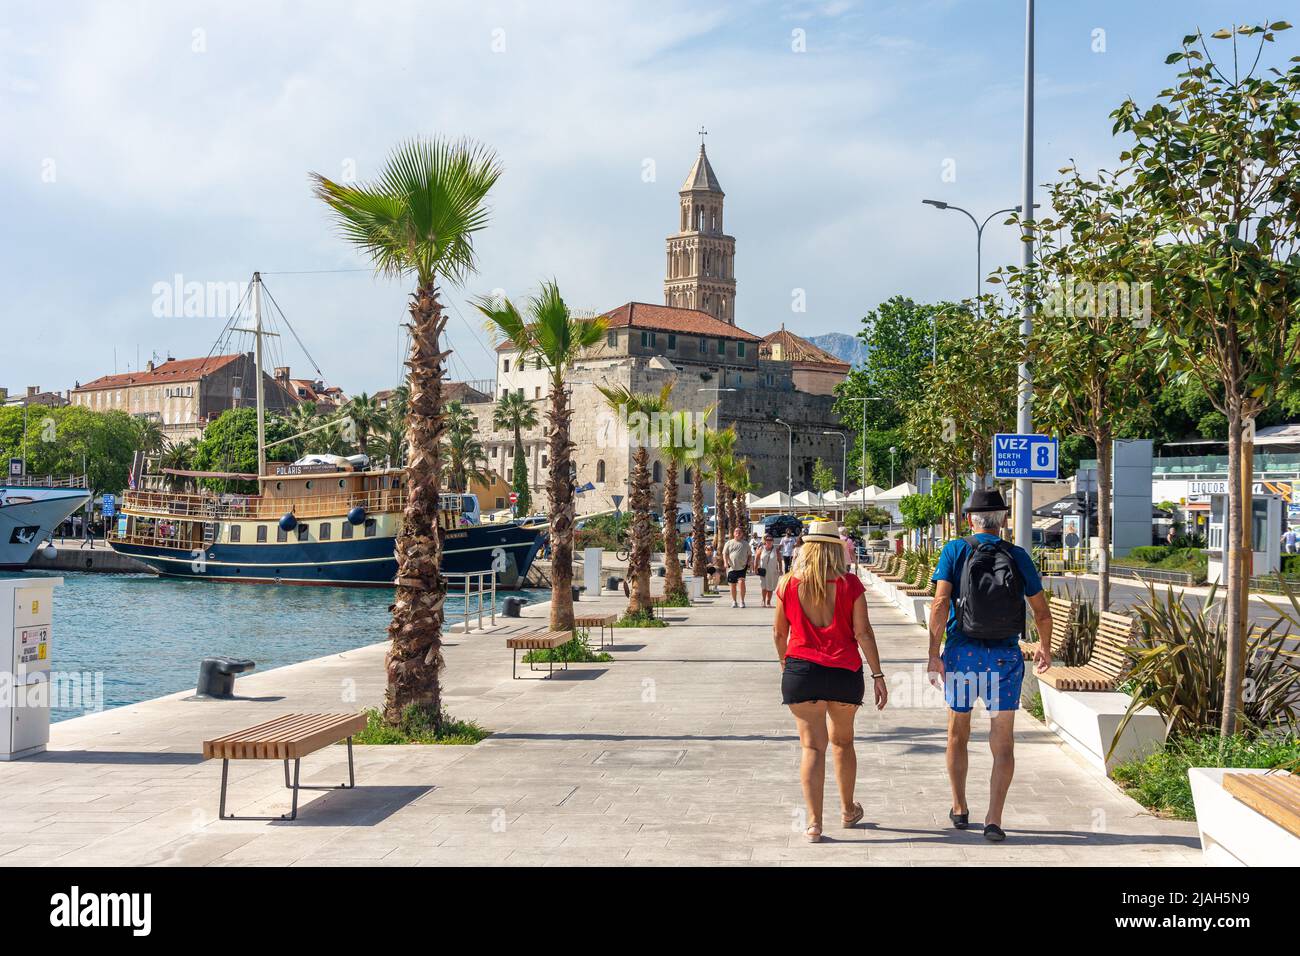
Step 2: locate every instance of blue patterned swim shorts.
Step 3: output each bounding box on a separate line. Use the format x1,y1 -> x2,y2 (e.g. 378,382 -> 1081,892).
942,641 -> 1024,713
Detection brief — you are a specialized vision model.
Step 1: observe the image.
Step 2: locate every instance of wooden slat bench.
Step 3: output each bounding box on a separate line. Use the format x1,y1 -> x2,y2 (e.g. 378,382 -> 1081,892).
1035,609 -> 1136,692
1020,595 -> 1072,660
574,613 -> 617,650
1223,773 -> 1300,839
203,712 -> 367,821
507,630 -> 573,679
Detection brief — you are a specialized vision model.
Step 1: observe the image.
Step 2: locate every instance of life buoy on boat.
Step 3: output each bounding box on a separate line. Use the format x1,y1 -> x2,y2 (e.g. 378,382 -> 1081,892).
279,512 -> 297,531
346,506 -> 366,525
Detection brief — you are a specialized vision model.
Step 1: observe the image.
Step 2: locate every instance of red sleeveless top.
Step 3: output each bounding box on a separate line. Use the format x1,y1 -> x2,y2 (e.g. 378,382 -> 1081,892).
782,574 -> 865,671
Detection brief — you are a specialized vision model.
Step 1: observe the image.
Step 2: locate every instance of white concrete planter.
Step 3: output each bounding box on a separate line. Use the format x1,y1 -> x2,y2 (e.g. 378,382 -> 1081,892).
1188,767 -> 1300,866
1038,683 -> 1165,775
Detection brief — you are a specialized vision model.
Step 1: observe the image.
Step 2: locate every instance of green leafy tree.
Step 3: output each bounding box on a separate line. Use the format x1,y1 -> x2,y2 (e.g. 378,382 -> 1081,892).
811,458 -> 835,506
313,135 -> 502,728
191,408 -> 294,492
0,405 -> 141,495
999,165 -> 1161,610
343,392 -> 384,457
1113,22 -> 1300,736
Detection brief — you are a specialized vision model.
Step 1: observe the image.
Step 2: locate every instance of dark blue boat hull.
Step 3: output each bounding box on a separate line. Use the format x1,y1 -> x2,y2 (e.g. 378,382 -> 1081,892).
111,523 -> 545,588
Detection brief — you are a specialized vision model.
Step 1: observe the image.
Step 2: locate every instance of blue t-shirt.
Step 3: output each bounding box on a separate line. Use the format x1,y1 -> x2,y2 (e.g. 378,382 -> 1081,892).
931,533 -> 1042,648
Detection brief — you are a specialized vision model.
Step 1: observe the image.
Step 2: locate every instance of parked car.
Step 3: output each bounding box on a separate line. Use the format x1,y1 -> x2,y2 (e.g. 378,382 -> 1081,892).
763,513 -> 803,538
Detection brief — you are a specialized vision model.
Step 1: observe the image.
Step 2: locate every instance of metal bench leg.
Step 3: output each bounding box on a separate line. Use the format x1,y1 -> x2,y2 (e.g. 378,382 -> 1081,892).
284,759 -> 301,821
512,647 -> 518,679
284,759 -> 291,788
219,759 -> 230,819
345,737 -> 356,788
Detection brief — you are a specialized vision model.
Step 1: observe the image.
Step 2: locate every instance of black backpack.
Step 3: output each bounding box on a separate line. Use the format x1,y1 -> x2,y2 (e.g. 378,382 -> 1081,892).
955,535 -> 1026,641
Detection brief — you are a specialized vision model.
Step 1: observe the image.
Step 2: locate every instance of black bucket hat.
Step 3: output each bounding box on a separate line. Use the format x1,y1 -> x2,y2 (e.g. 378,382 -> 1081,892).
965,488 -> 1008,513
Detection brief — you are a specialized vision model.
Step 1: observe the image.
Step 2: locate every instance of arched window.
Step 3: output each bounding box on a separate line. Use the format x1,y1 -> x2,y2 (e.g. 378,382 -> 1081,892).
596,459 -> 606,482
652,461 -> 662,483
685,467 -> 693,485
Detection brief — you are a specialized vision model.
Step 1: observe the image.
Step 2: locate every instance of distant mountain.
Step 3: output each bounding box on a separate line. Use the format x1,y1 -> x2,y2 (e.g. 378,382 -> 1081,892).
808,332 -> 868,368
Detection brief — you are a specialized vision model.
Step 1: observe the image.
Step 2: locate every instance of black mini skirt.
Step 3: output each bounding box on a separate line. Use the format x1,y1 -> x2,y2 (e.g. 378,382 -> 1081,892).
781,656 -> 865,706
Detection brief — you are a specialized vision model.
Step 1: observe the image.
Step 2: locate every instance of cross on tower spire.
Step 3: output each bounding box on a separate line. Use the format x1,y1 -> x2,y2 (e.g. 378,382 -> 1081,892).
697,125 -> 708,146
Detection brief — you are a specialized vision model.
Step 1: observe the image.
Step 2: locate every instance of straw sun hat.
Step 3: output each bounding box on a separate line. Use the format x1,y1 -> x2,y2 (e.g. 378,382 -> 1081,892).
802,520 -> 842,545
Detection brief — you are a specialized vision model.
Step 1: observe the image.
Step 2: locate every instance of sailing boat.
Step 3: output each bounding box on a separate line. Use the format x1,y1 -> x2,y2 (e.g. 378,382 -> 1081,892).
107,273 -> 544,587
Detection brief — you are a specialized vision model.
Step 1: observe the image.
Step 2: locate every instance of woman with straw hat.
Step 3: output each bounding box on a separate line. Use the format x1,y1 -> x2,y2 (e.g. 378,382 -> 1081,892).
773,520 -> 887,843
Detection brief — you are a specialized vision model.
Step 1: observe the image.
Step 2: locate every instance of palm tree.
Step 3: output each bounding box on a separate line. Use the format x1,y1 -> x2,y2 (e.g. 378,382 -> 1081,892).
689,434 -> 710,582
728,458 -> 756,533
159,437 -> 198,490
493,390 -> 539,513
344,392 -> 384,457
441,402 -> 491,492
313,136 -> 502,728
704,427 -> 737,551
283,402 -> 321,458
597,382 -> 672,616
370,413 -> 408,468
475,281 -> 605,631
660,407 -> 704,601
134,417 -> 166,457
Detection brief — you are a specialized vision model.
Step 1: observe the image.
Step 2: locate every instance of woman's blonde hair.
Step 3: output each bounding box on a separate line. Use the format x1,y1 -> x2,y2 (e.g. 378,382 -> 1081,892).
777,539 -> 847,607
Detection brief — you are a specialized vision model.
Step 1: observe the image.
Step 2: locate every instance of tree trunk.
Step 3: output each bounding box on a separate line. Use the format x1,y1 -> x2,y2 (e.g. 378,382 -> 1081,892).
384,282 -> 449,726
546,376 -> 576,632
951,469 -> 962,541
1096,430 -> 1113,612
663,459 -> 683,597
627,446 -> 652,614
691,471 -> 707,580
1221,403 -> 1246,737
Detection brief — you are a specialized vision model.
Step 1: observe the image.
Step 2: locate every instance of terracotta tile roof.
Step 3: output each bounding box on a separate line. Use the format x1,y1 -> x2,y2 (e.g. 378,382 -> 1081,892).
759,326 -> 850,371
74,354 -> 245,392
600,302 -> 761,342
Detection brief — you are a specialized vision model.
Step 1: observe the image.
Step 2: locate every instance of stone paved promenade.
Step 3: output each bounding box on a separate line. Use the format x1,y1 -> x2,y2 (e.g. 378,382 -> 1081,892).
0,576 -> 1201,866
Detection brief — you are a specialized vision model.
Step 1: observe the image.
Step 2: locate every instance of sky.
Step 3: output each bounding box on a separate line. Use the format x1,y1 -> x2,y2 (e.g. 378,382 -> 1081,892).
2,0 -> 1293,397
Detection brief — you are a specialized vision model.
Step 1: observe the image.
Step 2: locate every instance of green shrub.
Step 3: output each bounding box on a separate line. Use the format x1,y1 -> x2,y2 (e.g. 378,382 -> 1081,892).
1111,733 -> 1300,820
351,705 -> 490,746
659,589 -> 691,607
614,608 -> 667,628
1114,584 -> 1300,754
1026,691 -> 1045,722
1283,554 -> 1300,577
1130,545 -> 1172,564
522,633 -> 613,664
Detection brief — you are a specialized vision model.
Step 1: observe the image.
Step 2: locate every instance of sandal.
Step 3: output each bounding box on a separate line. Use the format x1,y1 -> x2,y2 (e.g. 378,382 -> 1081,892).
805,824 -> 823,843
841,802 -> 865,828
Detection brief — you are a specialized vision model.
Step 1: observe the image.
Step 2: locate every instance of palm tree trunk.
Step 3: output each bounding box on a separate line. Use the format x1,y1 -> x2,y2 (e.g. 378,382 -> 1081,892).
547,376 -> 576,631
663,460 -> 683,597
627,447 -> 652,614
691,472 -> 707,580
714,478 -> 729,551
384,282 -> 449,727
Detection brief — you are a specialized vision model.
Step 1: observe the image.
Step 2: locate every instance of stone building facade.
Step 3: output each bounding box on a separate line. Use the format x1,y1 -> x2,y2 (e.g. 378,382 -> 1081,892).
466,144 -> 847,516
71,353 -> 296,441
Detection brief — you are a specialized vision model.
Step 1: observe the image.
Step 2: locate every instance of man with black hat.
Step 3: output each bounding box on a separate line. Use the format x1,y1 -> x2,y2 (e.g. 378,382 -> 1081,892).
926,488 -> 1053,842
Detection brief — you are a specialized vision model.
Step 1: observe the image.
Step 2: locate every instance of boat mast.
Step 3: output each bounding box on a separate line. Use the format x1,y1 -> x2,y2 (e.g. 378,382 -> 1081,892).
253,271 -> 266,477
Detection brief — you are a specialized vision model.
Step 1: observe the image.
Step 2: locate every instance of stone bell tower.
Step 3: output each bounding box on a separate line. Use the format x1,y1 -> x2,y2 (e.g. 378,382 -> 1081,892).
664,131 -> 736,324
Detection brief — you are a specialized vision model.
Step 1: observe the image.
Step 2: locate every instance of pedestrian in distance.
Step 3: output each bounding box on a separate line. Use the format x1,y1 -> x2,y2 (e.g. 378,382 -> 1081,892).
926,489 -> 1053,843
753,532 -> 781,608
722,526 -> 752,608
774,520 -> 887,843
779,529 -> 795,573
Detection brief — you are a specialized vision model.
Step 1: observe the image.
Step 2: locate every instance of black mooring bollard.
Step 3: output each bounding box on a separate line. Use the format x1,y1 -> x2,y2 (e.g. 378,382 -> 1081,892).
196,657 -> 256,698
503,597 -> 524,617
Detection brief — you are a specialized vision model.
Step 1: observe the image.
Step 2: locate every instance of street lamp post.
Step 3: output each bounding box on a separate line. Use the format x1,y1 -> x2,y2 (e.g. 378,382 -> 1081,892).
774,418 -> 793,501
888,445 -> 897,488
844,396 -> 886,502
921,200 -> 1034,322
822,431 -> 847,494
1014,0 -> 1036,554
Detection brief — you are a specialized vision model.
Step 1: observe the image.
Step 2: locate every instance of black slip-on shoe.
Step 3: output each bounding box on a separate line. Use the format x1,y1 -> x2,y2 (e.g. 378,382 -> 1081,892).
948,809 -> 969,830
983,823 -> 1006,842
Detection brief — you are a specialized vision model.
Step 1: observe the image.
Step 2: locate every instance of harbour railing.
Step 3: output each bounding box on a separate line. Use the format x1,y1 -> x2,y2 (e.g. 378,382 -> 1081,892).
443,569 -> 498,633
5,475 -> 89,489
119,487 -> 409,521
